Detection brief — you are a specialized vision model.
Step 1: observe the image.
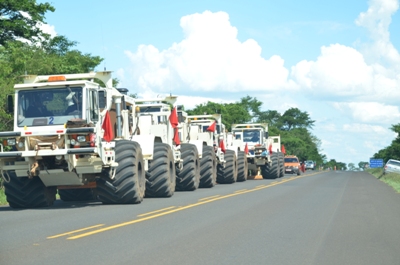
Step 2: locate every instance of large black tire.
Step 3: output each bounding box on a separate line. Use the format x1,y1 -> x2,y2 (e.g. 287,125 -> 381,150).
236,151 -> 248,182
145,142 -> 176,197
58,189 -> 96,202
278,152 -> 285,178
176,143 -> 200,191
199,145 -> 217,188
96,140 -> 145,204
261,152 -> 280,179
4,172 -> 56,208
217,149 -> 237,184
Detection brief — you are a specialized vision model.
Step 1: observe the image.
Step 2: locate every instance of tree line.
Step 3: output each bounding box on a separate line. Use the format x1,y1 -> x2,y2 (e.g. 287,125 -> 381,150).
372,124 -> 400,165
6,0 -> 398,171
185,97 -> 327,167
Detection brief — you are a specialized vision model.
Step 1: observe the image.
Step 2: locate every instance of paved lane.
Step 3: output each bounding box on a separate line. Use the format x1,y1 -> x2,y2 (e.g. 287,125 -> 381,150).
1,171 -> 399,265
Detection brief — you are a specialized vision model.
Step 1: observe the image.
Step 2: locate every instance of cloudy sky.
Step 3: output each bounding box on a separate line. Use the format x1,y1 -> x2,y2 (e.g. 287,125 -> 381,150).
40,0 -> 400,166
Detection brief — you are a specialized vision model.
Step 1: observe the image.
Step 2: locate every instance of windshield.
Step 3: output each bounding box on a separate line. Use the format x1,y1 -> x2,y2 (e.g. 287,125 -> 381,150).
243,130 -> 261,143
139,106 -> 162,112
17,87 -> 83,127
285,158 -> 299,163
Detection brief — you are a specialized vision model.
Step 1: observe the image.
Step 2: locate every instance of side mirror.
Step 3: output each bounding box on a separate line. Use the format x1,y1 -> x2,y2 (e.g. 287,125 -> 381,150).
6,95 -> 14,114
264,132 -> 269,139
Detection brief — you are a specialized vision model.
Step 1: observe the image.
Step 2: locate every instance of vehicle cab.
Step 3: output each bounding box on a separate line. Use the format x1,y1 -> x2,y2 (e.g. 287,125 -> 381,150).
284,155 -> 301,175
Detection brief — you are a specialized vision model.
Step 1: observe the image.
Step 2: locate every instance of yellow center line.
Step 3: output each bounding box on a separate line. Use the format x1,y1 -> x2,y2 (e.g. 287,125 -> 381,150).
47,224 -> 105,239
198,195 -> 221,201
137,206 -> 177,217
67,197 -> 232,240
63,173 -> 317,240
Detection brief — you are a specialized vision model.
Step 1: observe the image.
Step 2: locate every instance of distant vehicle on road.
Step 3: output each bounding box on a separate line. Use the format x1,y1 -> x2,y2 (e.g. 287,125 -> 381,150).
284,155 -> 301,175
305,160 -> 315,170
384,159 -> 400,174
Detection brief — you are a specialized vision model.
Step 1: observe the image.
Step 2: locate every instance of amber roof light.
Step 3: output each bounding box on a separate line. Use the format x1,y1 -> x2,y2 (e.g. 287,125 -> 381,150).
48,76 -> 66,82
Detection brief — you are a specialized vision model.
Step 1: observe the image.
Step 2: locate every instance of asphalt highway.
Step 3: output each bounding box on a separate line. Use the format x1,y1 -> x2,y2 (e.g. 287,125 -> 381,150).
1,170 -> 400,265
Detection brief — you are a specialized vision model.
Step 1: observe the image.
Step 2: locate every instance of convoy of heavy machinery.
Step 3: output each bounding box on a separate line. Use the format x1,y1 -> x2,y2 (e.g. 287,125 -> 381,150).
186,114 -> 230,185
0,71 -> 295,208
231,123 -> 284,179
0,71 -> 182,207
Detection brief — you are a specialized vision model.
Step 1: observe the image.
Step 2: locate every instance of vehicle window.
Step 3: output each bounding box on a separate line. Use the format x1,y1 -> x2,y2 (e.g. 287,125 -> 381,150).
243,130 -> 261,143
17,87 -> 83,127
388,160 -> 400,167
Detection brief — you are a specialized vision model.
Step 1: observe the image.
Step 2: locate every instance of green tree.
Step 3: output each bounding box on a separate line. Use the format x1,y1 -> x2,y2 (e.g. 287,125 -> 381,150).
358,161 -> 368,169
0,0 -> 55,46
257,110 -> 282,128
187,101 -> 251,131
336,162 -> 347,170
280,128 -> 322,163
187,97 -> 324,164
373,123 -> 400,162
325,159 -> 337,170
238,95 -> 262,120
280,107 -> 315,131
0,39 -> 103,131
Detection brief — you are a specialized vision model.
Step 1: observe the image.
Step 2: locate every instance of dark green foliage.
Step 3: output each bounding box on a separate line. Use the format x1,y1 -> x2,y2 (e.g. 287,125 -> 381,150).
358,161 -> 368,169
187,95 -> 327,167
186,101 -> 250,131
0,0 -> 55,46
0,38 -> 103,131
373,123 -> 400,163
279,107 -> 315,131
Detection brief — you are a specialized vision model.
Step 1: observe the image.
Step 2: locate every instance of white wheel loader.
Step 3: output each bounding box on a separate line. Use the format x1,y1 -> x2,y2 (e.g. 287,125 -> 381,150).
0,71 -> 180,208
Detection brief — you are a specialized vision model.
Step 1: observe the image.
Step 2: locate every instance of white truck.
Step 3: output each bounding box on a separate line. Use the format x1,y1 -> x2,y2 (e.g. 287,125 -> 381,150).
0,71 -> 179,208
231,123 -> 284,179
187,114 -> 248,184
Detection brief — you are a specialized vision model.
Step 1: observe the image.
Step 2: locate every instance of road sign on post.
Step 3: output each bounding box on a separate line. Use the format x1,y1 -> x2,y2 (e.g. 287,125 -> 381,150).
369,158 -> 384,168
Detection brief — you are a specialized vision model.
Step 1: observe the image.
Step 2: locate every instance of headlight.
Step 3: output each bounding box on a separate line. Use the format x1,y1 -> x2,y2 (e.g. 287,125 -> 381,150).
70,139 -> 77,145
18,141 -> 24,148
7,138 -> 16,146
77,135 -> 86,142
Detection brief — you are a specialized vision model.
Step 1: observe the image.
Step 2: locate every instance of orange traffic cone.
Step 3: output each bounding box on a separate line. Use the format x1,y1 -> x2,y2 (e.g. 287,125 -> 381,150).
247,169 -> 263,180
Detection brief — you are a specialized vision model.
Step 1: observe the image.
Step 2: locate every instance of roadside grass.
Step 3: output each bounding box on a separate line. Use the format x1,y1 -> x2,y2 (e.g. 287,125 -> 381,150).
365,168 -> 400,193
0,184 -> 7,206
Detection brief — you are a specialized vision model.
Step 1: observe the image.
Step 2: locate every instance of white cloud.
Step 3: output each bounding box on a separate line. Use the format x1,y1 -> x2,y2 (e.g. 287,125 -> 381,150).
290,0 -> 400,106
122,1 -> 400,165
319,123 -> 337,132
291,44 -> 373,97
333,102 -> 400,124
125,11 -> 293,94
355,0 -> 400,66
175,95 -> 234,110
342,123 -> 388,134
37,22 -> 56,38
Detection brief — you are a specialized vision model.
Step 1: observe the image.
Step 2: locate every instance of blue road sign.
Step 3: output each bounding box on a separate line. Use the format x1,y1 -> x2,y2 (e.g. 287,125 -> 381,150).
370,158 -> 384,168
